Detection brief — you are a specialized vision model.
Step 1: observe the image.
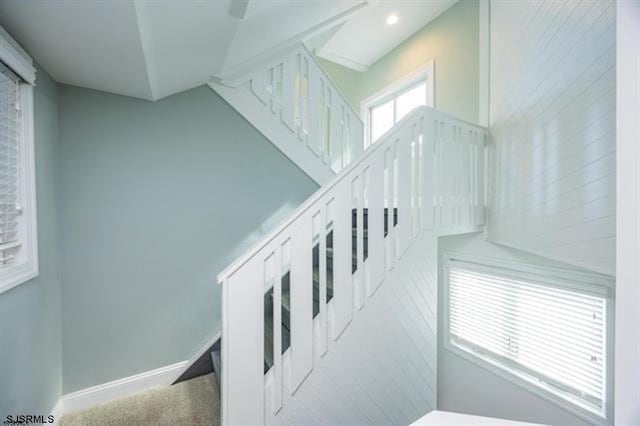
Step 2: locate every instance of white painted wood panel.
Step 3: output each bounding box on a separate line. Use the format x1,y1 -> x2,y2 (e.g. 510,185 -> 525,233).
488,0 -> 616,275
221,256 -> 264,426
265,231 -> 440,426
218,105 -> 487,425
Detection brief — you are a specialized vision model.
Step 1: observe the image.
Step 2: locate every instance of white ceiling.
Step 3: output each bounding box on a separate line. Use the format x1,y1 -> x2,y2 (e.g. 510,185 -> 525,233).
0,0 -> 364,101
0,0 -> 455,100
314,0 -> 459,72
0,0 -> 238,100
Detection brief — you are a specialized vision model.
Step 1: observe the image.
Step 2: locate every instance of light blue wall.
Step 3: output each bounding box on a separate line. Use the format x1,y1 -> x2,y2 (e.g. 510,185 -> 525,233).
0,66 -> 63,418
58,85 -> 318,393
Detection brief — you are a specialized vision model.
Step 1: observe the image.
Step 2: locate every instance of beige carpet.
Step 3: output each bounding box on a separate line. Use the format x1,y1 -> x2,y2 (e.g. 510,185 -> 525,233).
60,373 -> 220,426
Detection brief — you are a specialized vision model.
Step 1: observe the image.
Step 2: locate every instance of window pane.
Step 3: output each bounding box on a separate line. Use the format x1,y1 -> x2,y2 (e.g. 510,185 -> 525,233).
370,100 -> 394,142
0,67 -> 21,254
395,82 -> 426,122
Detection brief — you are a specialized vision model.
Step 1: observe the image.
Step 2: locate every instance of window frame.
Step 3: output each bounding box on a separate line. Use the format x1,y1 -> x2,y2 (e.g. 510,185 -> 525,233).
442,252 -> 614,426
0,26 -> 38,294
361,61 -> 434,149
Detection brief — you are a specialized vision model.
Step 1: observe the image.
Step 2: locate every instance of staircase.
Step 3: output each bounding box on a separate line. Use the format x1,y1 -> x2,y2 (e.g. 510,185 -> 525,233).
216,90 -> 487,425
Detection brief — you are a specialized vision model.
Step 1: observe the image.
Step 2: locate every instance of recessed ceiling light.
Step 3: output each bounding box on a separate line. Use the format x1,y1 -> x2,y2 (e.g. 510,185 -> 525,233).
386,14 -> 399,25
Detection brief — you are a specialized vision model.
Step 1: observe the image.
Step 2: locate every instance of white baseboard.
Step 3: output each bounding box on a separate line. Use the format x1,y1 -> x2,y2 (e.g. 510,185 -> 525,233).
50,399 -> 64,425
62,361 -> 188,415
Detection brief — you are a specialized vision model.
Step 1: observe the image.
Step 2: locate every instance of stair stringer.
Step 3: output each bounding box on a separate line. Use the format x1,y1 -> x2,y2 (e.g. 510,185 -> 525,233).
264,230 -> 438,426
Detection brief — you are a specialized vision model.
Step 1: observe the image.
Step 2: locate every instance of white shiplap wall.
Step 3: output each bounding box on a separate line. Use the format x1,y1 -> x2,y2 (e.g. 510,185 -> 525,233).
264,231 -> 438,426
487,0 -> 616,275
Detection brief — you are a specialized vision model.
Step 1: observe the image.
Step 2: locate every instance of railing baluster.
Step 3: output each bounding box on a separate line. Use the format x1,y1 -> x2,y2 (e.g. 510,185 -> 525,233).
398,126 -> 412,257
478,133 -> 487,225
330,95 -> 342,173
289,213 -> 313,393
281,55 -> 296,131
367,153 -> 385,294
383,147 -> 393,270
352,174 -> 364,310
422,117 -> 435,230
318,204 -> 328,356
331,179 -> 353,339
307,61 -> 322,157
222,256 -> 264,425
272,247 -> 283,413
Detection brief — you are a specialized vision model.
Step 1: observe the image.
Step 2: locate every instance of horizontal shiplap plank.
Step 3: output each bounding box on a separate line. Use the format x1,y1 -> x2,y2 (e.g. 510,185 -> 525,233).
488,0 -> 616,275
266,232 -> 438,425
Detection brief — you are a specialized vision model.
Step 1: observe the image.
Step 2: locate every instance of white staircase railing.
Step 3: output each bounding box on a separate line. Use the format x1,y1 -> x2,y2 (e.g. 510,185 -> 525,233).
217,105 -> 487,426
210,44 -> 363,184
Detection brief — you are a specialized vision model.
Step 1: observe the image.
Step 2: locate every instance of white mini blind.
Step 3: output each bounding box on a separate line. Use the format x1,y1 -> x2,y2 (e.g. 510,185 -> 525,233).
448,265 -> 607,414
0,62 -> 22,262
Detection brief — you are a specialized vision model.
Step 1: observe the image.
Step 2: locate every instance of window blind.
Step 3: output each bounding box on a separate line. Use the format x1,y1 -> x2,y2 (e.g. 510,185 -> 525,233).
0,62 -> 22,261
448,265 -> 607,414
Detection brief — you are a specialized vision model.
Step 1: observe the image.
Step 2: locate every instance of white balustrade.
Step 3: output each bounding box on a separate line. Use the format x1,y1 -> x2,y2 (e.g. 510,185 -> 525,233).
210,45 -> 364,184
217,105 -> 487,426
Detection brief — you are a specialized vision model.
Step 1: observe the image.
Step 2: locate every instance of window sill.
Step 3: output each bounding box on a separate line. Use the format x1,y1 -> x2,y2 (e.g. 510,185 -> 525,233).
0,260 -> 39,294
443,340 -> 611,426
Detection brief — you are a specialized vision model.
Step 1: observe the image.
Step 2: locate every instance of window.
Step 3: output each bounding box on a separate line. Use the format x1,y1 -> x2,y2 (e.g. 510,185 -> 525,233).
362,61 -> 434,148
0,27 -> 38,294
444,255 -> 613,424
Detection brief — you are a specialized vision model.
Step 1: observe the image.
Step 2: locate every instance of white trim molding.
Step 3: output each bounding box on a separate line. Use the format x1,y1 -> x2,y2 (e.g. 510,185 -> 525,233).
0,25 -> 35,85
62,361 -> 188,414
615,1 -> 640,425
315,50 -> 369,72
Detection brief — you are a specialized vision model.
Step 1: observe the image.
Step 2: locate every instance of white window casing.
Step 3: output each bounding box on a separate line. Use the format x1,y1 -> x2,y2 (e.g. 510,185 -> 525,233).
0,25 -> 38,294
361,61 -> 434,149
443,253 -> 614,425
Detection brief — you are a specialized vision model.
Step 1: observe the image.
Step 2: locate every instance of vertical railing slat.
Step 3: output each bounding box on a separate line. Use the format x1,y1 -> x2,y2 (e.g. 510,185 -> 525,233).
223,257 -> 264,426
281,54 -> 296,132
289,214 -> 313,393
422,117 -> 435,230
330,95 -> 342,173
478,132 -> 487,226
366,151 -> 385,294
385,146 -> 395,269
330,178 -> 353,339
319,204 -> 328,356
307,58 -> 322,157
353,174 -> 364,310
398,126 -> 412,257
351,111 -> 364,165
272,247 -> 283,413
